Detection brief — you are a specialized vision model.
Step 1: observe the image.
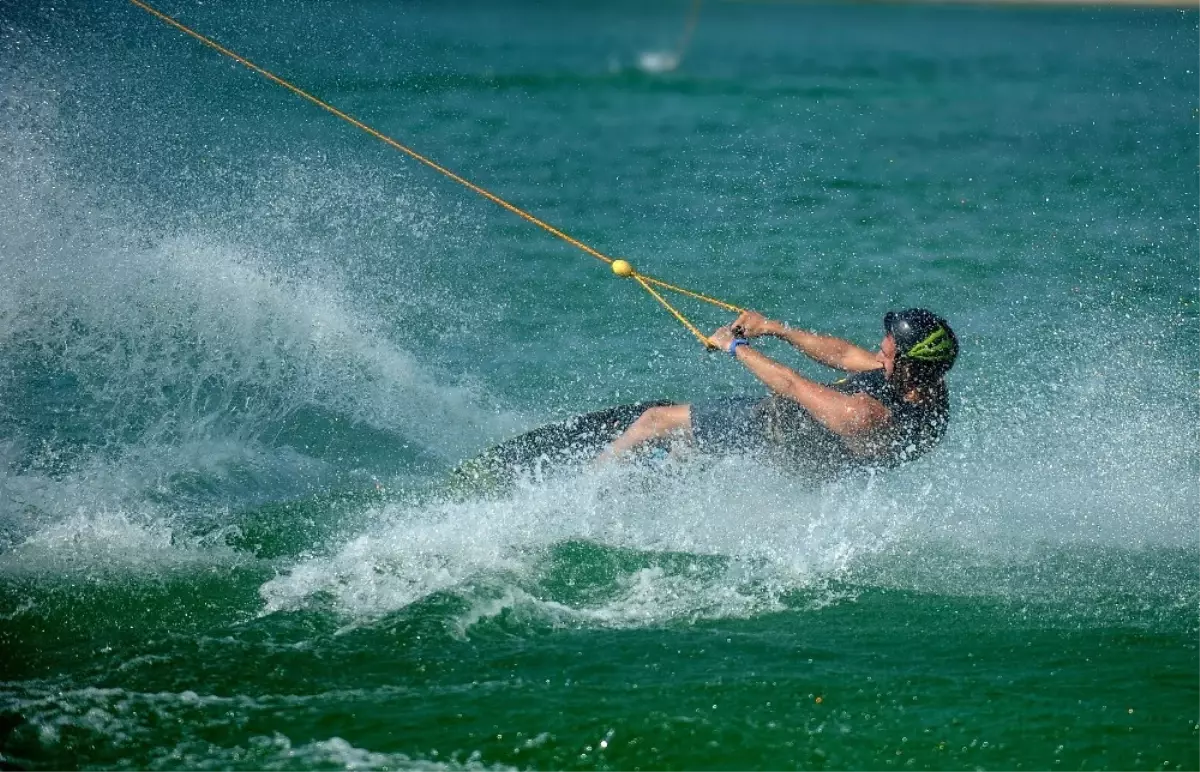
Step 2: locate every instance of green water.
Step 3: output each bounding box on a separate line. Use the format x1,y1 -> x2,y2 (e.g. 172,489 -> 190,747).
1,1 -> 1197,769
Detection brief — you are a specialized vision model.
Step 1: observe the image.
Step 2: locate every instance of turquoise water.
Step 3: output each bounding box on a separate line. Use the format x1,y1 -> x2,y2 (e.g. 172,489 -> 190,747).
1,1 -> 1197,769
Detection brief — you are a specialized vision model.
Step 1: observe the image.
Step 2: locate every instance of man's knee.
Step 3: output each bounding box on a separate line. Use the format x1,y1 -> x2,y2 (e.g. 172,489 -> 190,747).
634,406 -> 667,431
636,404 -> 690,434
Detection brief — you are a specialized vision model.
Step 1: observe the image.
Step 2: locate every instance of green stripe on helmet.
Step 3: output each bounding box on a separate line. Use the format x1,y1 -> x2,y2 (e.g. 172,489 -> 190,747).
902,327 -> 954,362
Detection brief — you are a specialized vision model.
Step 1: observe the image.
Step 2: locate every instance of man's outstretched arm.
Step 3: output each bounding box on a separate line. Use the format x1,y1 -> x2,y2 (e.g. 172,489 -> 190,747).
732,311 -> 880,372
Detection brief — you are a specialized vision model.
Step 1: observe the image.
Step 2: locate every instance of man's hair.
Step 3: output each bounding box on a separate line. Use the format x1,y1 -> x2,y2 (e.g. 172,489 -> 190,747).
894,357 -> 946,388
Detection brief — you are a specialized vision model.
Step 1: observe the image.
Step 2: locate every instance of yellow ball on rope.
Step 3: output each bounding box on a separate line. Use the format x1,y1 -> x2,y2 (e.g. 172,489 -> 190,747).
611,259 -> 634,278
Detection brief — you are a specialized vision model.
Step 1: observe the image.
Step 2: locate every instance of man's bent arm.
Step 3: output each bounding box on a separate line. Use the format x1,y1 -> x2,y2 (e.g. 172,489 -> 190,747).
732,345 -> 890,437
733,312 -> 879,372
770,324 -> 880,373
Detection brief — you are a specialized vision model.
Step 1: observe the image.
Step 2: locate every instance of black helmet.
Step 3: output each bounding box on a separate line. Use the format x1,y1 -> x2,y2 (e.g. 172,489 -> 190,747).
884,308 -> 958,374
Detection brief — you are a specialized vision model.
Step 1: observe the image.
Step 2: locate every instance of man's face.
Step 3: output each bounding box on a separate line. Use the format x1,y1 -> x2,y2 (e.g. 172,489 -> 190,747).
879,333 -> 897,377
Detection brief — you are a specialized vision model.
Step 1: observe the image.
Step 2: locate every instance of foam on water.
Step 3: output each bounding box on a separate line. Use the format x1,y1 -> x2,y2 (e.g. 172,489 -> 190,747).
0,509 -> 246,577
5,685 -> 514,771
259,458 -> 903,626
150,734 -> 513,772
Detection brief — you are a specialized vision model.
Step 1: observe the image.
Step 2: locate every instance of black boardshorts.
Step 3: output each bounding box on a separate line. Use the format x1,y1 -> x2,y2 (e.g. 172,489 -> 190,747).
688,395 -> 858,483
689,397 -> 769,453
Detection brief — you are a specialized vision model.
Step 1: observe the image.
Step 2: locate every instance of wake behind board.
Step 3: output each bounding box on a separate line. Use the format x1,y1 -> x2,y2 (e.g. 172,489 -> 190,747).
448,401 -> 672,495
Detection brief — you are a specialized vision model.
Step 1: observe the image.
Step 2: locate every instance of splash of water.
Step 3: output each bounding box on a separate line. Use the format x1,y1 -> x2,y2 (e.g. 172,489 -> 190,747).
0,56 -> 523,551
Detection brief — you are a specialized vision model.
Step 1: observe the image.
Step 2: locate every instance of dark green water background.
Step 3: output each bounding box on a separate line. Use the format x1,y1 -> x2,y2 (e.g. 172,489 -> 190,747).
1,1 -> 1197,769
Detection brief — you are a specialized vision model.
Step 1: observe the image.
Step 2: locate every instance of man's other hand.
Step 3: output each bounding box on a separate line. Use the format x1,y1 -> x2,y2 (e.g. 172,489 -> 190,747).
732,310 -> 777,339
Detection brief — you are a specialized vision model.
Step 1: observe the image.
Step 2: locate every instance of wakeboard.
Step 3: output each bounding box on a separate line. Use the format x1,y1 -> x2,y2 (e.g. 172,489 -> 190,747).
448,401 -> 673,495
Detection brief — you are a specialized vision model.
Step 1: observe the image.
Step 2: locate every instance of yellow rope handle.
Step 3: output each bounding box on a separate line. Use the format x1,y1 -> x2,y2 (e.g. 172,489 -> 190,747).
129,0 -> 743,345
633,276 -> 715,348
637,273 -> 743,313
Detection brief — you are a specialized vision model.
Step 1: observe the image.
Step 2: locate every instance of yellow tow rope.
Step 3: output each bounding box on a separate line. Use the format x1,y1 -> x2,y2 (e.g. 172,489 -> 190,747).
129,0 -> 744,348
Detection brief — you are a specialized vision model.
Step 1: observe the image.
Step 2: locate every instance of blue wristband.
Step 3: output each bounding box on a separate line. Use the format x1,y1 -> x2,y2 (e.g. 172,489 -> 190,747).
728,338 -> 750,358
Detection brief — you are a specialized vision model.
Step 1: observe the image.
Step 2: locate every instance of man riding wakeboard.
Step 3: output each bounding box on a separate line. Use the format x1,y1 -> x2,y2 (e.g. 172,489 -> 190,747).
596,308 -> 960,483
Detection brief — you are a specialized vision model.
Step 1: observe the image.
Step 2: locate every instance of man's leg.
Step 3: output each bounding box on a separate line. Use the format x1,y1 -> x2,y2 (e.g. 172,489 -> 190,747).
596,404 -> 692,463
